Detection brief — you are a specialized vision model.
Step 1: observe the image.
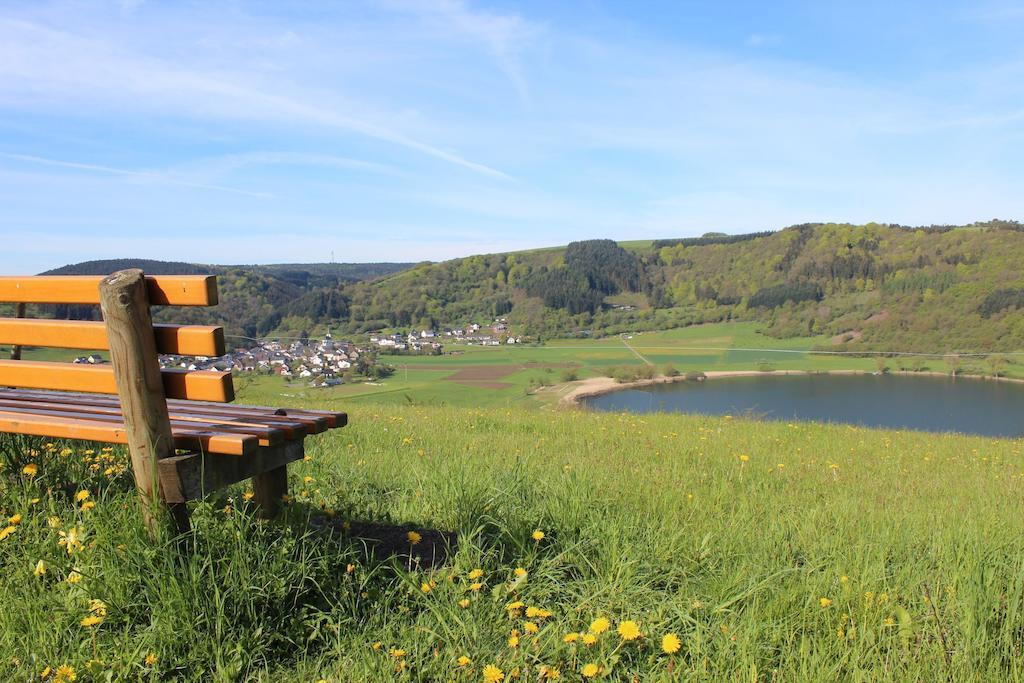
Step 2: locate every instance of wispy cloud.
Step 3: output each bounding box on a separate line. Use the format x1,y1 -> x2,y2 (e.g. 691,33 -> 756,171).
0,17 -> 512,179
0,152 -> 272,197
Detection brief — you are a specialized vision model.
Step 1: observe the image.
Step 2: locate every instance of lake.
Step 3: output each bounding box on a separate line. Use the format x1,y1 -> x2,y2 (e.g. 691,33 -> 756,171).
583,374 -> 1024,438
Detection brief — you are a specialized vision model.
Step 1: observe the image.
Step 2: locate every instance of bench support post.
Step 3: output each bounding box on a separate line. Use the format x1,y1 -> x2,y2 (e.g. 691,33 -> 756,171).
99,269 -> 187,535
253,465 -> 289,518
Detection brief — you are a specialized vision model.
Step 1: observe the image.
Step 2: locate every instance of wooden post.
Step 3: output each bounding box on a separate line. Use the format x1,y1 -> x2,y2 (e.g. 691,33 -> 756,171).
253,465 -> 289,518
10,303 -> 25,360
99,269 -> 188,534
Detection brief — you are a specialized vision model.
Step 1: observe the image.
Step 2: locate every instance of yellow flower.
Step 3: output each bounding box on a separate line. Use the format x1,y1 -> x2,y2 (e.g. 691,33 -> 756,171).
661,632 -> 681,654
524,621 -> 539,634
532,530 -> 545,541
67,570 -> 83,584
458,598 -> 471,608
540,666 -> 561,680
508,632 -> 520,648
506,601 -> 525,611
34,560 -> 47,577
47,516 -> 62,528
421,582 -> 432,593
74,490 -> 90,503
469,582 -> 483,592
526,606 -> 549,618
41,666 -> 52,679
588,617 -> 610,635
0,525 -> 16,542
144,653 -> 158,666
513,567 -> 527,578
580,663 -> 600,678
80,615 -> 104,627
80,501 -> 96,512
840,575 -> 849,584
457,655 -> 471,667
9,514 -> 22,525
407,531 -> 422,545
89,599 -> 107,616
739,454 -> 750,463
371,642 -> 382,650
242,491 -> 254,502
563,632 -> 579,643
482,664 -> 505,682
618,619 -> 641,641
53,665 -> 76,682
468,568 -> 484,580
303,476 -> 315,484
22,463 -> 38,477
389,648 -> 405,659
581,633 -> 597,646
819,597 -> 833,608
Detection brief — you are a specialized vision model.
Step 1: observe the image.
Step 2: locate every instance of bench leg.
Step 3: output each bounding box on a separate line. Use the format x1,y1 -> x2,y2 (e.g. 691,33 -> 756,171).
253,465 -> 289,518
168,502 -> 191,535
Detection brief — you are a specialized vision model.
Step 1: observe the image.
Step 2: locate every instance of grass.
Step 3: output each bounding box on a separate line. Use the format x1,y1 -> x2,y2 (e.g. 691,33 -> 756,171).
3,404 -> 1024,681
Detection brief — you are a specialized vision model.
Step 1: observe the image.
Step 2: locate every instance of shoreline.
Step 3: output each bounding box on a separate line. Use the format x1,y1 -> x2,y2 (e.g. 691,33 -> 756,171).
558,369 -> 1024,407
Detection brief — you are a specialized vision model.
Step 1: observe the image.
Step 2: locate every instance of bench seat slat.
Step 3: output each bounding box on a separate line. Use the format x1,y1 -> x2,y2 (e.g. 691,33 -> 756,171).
0,388 -> 344,429
0,409 -> 256,456
0,360 -> 233,402
0,394 -> 308,440
0,401 -> 288,447
0,275 -> 218,306
0,319 -> 225,356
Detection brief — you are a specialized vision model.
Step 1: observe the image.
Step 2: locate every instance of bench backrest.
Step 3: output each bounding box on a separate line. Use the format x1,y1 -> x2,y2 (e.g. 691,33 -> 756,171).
0,274 -> 234,402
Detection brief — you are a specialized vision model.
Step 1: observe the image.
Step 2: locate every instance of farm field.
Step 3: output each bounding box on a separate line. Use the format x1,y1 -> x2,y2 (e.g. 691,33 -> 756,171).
233,322 -> 1021,410
2,405 -> 1023,680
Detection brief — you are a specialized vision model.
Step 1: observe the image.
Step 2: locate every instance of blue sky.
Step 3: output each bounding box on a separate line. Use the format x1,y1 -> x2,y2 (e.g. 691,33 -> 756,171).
0,1 -> 1022,273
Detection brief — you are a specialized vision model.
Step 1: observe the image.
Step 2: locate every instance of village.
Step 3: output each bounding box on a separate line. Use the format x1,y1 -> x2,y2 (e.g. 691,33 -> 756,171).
137,319 -> 523,387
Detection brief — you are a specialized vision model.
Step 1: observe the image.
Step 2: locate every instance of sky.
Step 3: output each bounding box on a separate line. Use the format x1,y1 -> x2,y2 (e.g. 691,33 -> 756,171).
0,1 -> 1022,273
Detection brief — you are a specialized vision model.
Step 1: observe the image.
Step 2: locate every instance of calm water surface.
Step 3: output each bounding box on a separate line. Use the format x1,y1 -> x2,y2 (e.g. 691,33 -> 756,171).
584,374 -> 1024,438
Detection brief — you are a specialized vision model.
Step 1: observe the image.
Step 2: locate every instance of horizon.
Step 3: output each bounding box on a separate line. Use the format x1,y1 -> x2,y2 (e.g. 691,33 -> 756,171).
2,1 -> 1023,273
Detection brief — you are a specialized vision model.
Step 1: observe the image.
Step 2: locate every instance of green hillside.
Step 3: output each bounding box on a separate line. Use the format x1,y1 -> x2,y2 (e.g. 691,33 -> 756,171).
328,220 -> 1024,353
3,406 -> 1023,680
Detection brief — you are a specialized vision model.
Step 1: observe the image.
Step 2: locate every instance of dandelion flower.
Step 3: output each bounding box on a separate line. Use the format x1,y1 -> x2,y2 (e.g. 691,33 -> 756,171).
581,633 -> 598,646
144,653 -> 158,666
47,516 -> 62,529
513,567 -> 527,578
616,619 -> 641,641
80,615 -> 103,628
0,525 -> 16,542
482,664 -> 505,683
508,633 -> 520,648
54,665 -> 76,682
531,530 -> 545,541
580,663 -> 600,678
661,632 -> 681,654
389,648 -> 405,659
407,531 -> 422,545
469,582 -> 483,592
457,655 -> 471,667
739,454 -> 749,463
22,463 -> 38,477
458,599 -> 471,608
540,666 -> 561,680
88,599 -> 106,616
420,582 -> 432,593
67,571 -> 82,584
506,601 -> 524,611
371,642 -> 382,650
468,568 -> 484,580
563,633 -> 579,643
588,617 -> 610,635
524,621 -> 539,634
819,598 -> 833,608
34,560 -> 47,577
242,491 -> 254,502
40,666 -> 52,679
74,490 -> 90,503
9,514 -> 22,525
80,501 -> 96,512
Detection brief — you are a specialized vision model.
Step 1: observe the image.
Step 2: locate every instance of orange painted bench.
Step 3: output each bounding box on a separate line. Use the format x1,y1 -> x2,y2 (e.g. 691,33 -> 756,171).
0,270 -> 346,532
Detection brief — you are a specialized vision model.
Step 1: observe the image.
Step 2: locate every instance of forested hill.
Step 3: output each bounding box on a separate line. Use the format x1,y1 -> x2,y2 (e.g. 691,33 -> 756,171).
38,259 -> 412,341
38,220 -> 1024,353
326,220 -> 1024,353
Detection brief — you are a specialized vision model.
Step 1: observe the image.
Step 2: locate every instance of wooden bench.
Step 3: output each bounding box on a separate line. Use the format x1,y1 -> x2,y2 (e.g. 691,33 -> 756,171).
0,269 -> 346,532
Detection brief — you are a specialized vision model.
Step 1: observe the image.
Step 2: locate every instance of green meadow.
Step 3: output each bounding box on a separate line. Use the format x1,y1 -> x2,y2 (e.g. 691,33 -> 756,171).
2,404 -> 1024,681
234,322 -> 1015,410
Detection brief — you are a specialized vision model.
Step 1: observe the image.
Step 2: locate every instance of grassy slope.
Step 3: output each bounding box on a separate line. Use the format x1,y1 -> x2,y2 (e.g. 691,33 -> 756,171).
2,405 -> 1024,681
